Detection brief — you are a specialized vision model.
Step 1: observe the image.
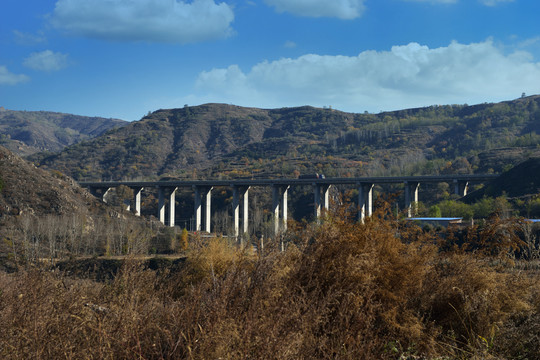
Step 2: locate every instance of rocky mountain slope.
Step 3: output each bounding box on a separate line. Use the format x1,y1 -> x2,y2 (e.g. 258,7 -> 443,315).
0,146 -> 168,266
31,96 -> 540,181
0,107 -> 127,156
0,145 -> 107,217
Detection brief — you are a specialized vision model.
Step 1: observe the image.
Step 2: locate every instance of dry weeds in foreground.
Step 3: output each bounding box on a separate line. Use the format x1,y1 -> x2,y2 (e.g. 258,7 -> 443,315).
1,203 -> 539,359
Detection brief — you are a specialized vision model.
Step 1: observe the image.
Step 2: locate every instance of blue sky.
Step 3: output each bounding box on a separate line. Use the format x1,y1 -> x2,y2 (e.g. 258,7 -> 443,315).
1,0 -> 539,121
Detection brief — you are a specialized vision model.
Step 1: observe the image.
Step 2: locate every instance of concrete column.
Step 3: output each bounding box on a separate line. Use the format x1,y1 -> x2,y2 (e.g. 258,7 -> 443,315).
158,187 -> 176,226
242,187 -> 249,234
194,187 -> 202,231
313,184 -> 330,220
233,186 -> 240,237
272,186 -> 280,235
322,185 -> 330,211
281,186 -> 289,231
101,188 -> 111,203
232,185 -> 250,236
194,186 -> 212,232
272,185 -> 289,235
314,184 -> 321,219
158,187 -> 165,224
453,180 -> 469,197
88,187 -> 110,203
358,183 -> 374,222
404,181 -> 420,217
205,187 -> 212,233
461,182 -> 469,197
131,187 -> 143,216
365,184 -> 373,217
168,187 -> 177,227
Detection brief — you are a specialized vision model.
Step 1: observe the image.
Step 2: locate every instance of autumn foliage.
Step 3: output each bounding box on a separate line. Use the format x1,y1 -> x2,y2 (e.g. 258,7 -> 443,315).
1,201 -> 539,359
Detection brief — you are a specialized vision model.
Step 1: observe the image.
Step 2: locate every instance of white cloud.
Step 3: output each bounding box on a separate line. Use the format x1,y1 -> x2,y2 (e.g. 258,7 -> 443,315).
518,36 -> 540,48
49,0 -> 234,43
405,0 -> 514,5
264,0 -> 365,19
23,50 -> 69,72
284,40 -> 297,48
191,40 -> 540,112
0,66 -> 30,85
480,0 -> 514,6
13,30 -> 47,45
404,0 -> 457,3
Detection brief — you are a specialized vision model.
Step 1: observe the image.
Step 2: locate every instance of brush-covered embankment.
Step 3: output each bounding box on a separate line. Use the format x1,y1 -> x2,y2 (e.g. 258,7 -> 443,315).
1,203 -> 539,359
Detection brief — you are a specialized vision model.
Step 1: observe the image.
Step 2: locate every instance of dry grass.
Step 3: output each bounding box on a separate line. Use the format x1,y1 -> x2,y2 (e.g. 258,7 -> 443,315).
1,202 -> 539,359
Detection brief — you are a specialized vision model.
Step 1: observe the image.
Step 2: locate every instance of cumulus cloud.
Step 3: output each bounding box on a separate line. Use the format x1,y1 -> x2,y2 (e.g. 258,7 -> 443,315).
50,0 -> 234,43
23,50 -> 69,72
192,40 -> 540,112
264,0 -> 365,19
518,36 -> 540,49
0,66 -> 30,85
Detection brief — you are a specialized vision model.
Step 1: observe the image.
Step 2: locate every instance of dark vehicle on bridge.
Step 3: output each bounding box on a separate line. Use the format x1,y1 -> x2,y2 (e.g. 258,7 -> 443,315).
298,173 -> 325,179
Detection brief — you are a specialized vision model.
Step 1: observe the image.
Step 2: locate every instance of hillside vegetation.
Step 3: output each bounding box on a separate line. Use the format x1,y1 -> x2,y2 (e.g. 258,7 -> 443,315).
2,139 -> 540,358
0,145 -> 103,217
31,96 -> 540,181
466,157 -> 540,201
4,98 -> 540,359
0,107 -> 126,156
1,201 -> 539,359
0,146 -> 176,269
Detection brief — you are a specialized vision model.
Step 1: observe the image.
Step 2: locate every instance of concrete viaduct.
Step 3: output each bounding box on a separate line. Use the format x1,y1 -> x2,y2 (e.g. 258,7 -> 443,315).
80,174 -> 497,236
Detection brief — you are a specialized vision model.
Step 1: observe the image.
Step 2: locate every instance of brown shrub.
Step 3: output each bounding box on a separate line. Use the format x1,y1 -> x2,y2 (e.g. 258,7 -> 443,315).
0,201 -> 539,359
417,254 -> 533,357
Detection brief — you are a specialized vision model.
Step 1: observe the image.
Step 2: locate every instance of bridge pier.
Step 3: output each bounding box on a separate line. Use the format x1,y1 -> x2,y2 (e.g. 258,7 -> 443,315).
158,186 -> 177,227
404,181 -> 420,217
358,183 -> 374,222
194,186 -> 212,232
130,186 -> 143,216
314,184 -> 331,220
453,180 -> 469,197
272,185 -> 290,235
233,185 -> 250,237
169,188 -> 177,227
89,187 -> 111,203
80,174 -> 497,234
282,186 -> 289,231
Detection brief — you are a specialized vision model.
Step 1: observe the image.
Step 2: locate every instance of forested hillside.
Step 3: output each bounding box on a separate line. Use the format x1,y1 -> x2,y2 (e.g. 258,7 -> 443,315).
31,96 -> 540,181
465,158 -> 540,202
0,107 -> 127,156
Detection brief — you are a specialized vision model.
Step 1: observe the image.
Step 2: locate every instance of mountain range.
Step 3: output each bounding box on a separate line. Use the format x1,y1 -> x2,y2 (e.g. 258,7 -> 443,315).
28,95 -> 540,182
0,107 -> 127,156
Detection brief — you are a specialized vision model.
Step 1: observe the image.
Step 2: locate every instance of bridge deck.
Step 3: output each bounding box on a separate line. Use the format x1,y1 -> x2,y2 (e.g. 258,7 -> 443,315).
80,174 -> 498,188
